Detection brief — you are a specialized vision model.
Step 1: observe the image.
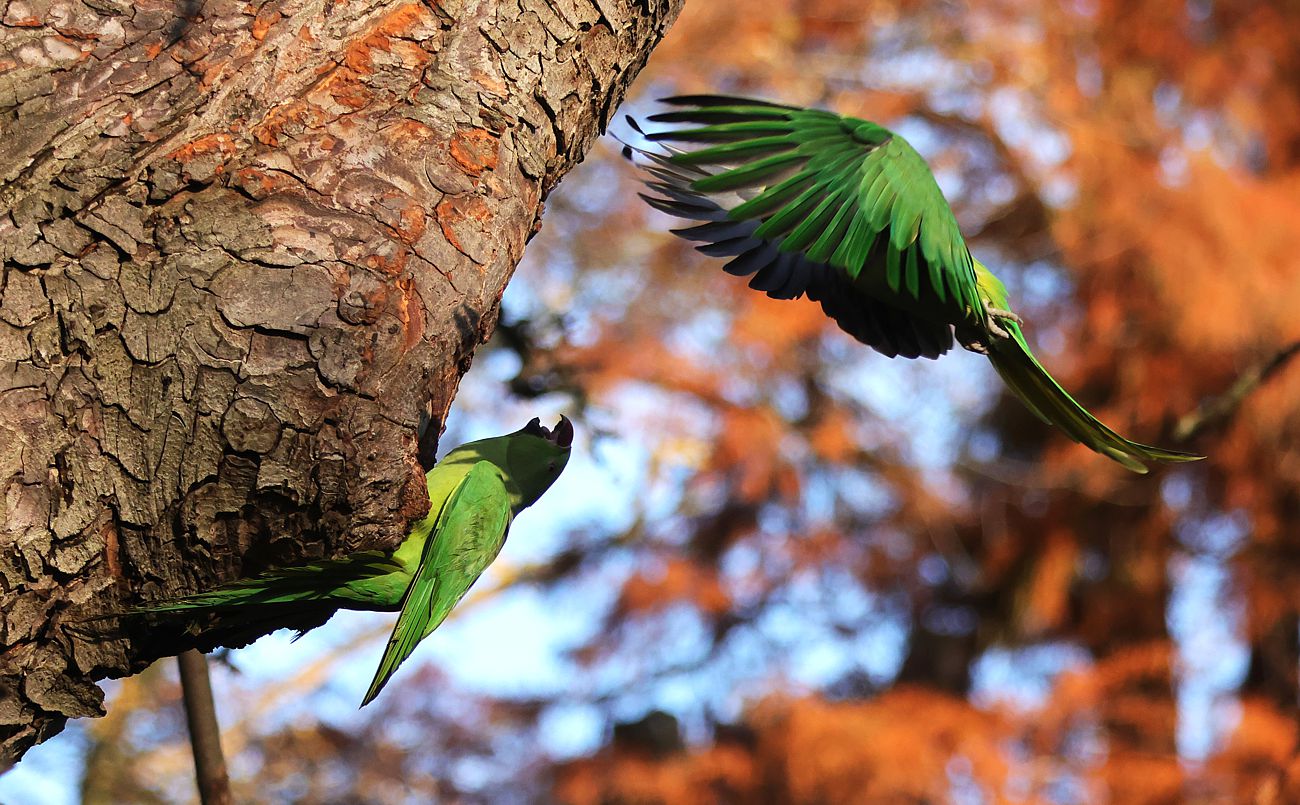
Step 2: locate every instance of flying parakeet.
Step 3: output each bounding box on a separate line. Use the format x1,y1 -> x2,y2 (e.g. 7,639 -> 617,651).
623,96 -> 1202,473
131,416 -> 574,705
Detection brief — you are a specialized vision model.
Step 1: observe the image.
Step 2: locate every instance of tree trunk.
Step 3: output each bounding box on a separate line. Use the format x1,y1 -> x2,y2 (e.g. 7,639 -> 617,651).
0,0 -> 680,766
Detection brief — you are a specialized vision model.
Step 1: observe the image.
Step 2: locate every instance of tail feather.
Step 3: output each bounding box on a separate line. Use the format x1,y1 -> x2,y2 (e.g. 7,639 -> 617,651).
134,552 -> 403,615
987,328 -> 1204,473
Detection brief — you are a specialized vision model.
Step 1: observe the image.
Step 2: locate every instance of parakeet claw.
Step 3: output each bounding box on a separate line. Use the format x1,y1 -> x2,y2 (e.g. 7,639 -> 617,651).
982,302 -> 1022,341
985,318 -> 1011,340
956,302 -> 1021,349
985,305 -> 1022,324
954,322 -> 989,354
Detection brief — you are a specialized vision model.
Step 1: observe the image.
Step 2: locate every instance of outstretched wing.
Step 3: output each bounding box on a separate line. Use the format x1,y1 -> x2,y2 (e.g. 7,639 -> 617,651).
629,139 -> 953,358
630,95 -> 984,354
361,461 -> 512,706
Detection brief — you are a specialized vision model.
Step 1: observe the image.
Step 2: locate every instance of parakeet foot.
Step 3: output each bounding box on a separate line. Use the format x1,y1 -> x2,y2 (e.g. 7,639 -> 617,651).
955,324 -> 989,354
985,305 -> 1022,324
982,302 -> 1022,341
957,303 -> 1021,352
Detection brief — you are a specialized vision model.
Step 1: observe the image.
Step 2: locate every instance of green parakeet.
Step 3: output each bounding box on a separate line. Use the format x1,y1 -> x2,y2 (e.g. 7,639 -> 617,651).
624,96 -> 1202,473
132,416 -> 574,705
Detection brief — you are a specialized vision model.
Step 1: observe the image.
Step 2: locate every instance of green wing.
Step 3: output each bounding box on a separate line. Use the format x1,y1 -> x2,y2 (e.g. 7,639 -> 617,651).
642,96 -> 983,325
361,461 -> 512,706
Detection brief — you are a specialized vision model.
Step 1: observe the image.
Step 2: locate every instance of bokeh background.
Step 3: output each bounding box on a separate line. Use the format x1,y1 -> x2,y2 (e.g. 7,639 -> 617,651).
6,0 -> 1300,801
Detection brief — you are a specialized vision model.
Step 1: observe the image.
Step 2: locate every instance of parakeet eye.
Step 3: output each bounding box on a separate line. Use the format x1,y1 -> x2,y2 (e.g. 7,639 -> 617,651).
548,461 -> 558,473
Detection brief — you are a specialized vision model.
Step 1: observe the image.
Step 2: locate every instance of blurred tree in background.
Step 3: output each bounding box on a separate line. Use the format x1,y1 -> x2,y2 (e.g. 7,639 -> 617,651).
14,0 -> 1300,802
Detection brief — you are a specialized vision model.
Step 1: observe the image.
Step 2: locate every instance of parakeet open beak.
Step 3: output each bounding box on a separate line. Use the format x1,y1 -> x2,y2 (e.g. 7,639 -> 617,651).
520,415 -> 574,449
551,415 -> 574,449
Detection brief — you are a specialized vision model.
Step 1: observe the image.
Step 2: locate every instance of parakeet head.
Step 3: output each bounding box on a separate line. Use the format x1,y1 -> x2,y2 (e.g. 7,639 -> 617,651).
500,415 -> 574,510
437,416 -> 574,512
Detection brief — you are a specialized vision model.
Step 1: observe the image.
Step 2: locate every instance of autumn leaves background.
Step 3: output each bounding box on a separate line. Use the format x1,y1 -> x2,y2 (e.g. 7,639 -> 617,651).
8,0 -> 1300,801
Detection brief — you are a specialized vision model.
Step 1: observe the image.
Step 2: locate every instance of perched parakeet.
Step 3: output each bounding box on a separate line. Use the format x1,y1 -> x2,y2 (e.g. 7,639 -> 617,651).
624,96 -> 1202,473
132,416 -> 574,705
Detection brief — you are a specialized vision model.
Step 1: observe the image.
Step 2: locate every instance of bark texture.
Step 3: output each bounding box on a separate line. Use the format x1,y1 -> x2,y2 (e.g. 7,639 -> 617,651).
0,0 -> 680,765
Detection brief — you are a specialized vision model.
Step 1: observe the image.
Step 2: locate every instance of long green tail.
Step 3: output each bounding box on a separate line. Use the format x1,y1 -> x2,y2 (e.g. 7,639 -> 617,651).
135,552 -> 405,615
986,326 -> 1204,473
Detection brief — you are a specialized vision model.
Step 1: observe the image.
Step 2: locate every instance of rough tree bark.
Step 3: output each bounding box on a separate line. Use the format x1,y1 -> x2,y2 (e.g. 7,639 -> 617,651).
0,0 -> 681,766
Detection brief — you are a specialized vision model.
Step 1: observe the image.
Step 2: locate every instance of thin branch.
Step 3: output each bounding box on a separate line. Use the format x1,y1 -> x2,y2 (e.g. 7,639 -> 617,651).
177,650 -> 232,805
1175,340 -> 1300,441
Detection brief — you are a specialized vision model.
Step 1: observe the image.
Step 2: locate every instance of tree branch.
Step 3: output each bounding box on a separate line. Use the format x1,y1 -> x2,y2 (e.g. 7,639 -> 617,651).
1174,340 -> 1300,441
177,651 -> 231,805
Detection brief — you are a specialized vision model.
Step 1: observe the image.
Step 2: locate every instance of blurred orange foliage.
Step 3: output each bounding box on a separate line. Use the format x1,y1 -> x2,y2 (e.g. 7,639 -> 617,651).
537,0 -> 1300,801
76,1 -> 1300,802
